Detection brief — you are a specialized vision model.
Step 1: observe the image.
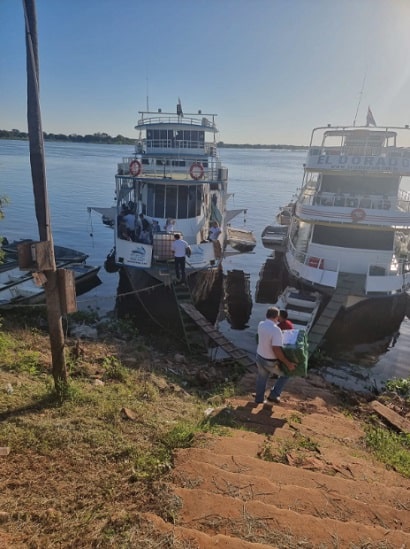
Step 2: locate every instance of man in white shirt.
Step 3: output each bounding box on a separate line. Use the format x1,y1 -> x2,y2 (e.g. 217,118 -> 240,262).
171,233 -> 189,283
255,307 -> 296,404
208,221 -> 221,241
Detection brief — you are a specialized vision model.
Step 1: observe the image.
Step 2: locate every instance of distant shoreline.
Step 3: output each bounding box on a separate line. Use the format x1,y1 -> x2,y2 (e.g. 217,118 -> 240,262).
0,130 -> 306,150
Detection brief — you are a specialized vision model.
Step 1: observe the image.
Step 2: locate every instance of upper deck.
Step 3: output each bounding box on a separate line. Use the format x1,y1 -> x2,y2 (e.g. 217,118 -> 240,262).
135,110 -> 218,133
305,125 -> 410,175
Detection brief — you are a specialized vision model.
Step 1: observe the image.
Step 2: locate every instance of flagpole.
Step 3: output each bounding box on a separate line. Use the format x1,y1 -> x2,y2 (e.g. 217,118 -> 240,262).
353,73 -> 367,127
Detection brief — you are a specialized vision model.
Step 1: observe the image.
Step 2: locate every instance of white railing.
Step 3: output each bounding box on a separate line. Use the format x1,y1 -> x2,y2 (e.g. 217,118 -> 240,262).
137,115 -> 216,130
286,240 -> 339,288
365,263 -> 410,293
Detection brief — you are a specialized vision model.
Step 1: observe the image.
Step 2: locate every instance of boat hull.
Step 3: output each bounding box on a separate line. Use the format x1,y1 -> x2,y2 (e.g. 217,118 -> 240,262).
323,291 -> 409,349
116,265 -> 223,334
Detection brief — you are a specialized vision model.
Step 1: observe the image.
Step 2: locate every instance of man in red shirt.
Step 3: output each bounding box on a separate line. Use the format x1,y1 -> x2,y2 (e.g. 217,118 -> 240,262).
278,309 -> 294,331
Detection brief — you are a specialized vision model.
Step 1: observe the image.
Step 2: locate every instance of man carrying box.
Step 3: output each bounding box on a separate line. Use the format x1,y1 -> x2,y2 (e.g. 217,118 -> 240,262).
254,307 -> 296,405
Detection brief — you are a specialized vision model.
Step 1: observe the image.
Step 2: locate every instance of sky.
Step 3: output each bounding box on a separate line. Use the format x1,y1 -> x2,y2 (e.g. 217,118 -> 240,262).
2,0 -> 410,145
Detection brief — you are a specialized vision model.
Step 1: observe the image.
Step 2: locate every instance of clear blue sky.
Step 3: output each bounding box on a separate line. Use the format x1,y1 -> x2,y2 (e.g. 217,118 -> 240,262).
2,0 -> 410,145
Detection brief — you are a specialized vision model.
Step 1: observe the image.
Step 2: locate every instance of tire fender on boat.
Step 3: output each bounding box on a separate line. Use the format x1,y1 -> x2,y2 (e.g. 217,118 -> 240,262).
129,159 -> 142,177
189,162 -> 204,180
351,208 -> 366,222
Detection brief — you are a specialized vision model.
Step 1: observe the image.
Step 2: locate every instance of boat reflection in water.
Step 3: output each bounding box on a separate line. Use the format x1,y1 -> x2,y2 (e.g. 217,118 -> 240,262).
223,269 -> 252,329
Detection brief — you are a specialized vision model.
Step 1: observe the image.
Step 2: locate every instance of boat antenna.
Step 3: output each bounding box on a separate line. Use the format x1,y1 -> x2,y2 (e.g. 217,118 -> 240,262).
353,72 -> 367,127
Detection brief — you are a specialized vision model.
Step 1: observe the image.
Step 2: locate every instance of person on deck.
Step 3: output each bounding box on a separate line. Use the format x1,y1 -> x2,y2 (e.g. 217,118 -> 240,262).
171,233 -> 189,283
208,221 -> 221,241
255,307 -> 295,405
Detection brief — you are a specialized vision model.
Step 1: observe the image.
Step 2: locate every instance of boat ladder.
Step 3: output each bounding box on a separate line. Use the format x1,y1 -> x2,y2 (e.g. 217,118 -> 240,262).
179,302 -> 255,369
308,273 -> 366,354
172,282 -> 208,353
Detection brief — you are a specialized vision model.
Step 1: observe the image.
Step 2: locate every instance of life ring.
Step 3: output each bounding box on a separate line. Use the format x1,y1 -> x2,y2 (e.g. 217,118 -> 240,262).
351,208 -> 366,222
189,162 -> 204,180
129,159 -> 142,177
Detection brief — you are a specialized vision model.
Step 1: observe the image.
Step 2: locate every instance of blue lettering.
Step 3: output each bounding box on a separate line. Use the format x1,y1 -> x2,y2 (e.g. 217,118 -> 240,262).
338,156 -> 348,164
317,155 -> 326,164
352,156 -> 361,165
389,158 -> 397,167
376,157 -> 386,167
363,157 -> 374,166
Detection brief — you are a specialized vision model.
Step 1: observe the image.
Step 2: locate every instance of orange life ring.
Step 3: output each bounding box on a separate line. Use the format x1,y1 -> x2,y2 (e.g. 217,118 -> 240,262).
189,162 -> 204,180
129,159 -> 142,176
351,208 -> 366,222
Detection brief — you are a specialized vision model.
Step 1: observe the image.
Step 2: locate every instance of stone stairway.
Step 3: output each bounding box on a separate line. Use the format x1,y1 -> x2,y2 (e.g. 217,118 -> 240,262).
142,376 -> 410,548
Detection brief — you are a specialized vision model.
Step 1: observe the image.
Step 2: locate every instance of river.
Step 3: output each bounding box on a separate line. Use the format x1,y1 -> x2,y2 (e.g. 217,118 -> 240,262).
0,139 -> 408,392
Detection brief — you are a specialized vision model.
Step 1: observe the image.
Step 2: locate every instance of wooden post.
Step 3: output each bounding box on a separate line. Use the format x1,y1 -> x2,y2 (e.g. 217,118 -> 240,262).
23,0 -> 67,390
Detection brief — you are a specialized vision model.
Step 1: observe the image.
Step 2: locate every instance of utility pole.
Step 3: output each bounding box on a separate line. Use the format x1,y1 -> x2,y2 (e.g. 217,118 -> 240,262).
23,0 -> 68,391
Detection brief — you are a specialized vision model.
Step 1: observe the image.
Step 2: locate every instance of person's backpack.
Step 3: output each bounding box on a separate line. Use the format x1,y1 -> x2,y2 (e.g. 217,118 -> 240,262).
185,246 -> 192,257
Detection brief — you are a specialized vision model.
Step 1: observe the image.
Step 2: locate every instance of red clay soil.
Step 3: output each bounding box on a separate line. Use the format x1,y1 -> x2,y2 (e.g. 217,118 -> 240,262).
146,372 -> 410,548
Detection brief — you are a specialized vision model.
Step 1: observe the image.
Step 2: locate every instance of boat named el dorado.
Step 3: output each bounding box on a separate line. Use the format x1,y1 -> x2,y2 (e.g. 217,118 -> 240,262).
93,101 -> 239,330
271,122 -> 410,351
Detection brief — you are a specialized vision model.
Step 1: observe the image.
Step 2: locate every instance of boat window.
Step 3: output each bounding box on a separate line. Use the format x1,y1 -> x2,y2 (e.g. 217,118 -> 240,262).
196,185 -> 202,216
165,186 -> 178,218
178,187 -> 188,218
312,225 -> 394,250
187,186 -> 196,217
321,174 -> 399,195
153,186 -> 165,218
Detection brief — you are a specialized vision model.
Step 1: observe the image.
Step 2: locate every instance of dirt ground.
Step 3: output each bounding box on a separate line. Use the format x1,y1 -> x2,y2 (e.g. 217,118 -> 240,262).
0,329 -> 409,548
149,370 -> 410,548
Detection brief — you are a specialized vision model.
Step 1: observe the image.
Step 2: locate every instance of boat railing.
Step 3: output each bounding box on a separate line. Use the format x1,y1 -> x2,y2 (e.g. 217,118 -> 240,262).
117,157 -> 226,182
366,261 -> 410,293
286,239 -> 339,288
300,190 -> 405,211
137,115 -> 217,130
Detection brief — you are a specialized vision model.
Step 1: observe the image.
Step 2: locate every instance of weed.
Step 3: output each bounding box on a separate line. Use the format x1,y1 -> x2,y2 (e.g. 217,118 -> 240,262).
258,432 -> 319,464
364,426 -> 410,478
288,412 -> 302,424
68,309 -> 100,324
385,376 -> 410,398
102,355 -> 128,382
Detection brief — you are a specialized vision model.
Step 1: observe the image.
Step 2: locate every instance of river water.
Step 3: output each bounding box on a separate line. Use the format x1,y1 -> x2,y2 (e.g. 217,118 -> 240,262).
0,139 -> 408,392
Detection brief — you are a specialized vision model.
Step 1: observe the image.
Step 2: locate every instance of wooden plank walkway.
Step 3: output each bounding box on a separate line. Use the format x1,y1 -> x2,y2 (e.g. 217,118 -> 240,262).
308,273 -> 366,355
179,302 -> 255,368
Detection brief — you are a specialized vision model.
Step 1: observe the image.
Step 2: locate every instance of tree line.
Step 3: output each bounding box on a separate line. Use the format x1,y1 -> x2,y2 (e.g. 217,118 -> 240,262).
0,129 -> 134,145
0,128 -> 305,149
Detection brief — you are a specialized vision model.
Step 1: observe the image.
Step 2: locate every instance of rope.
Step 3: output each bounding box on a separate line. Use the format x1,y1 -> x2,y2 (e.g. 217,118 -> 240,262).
87,209 -> 95,247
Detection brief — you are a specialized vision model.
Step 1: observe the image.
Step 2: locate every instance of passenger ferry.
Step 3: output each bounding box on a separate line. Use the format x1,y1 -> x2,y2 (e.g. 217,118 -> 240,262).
93,101 -> 242,330
272,123 -> 410,349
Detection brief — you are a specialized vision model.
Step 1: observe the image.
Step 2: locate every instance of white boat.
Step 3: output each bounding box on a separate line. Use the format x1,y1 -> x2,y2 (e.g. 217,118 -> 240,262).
261,224 -> 288,250
226,226 -> 256,252
275,287 -> 321,333
91,101 -> 242,329
273,123 -> 410,349
0,241 -> 101,307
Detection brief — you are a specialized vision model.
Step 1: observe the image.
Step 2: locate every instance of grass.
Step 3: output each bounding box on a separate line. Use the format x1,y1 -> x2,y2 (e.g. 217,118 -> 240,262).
258,431 -> 320,465
1,310 -> 410,546
0,312 -> 221,546
364,425 -> 410,478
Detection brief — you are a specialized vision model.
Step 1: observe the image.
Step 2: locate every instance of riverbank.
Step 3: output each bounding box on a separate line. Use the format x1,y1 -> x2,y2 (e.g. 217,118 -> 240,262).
0,310 -> 409,547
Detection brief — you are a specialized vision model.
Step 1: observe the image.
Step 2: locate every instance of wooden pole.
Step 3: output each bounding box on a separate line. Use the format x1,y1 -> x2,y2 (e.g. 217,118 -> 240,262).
23,0 -> 68,390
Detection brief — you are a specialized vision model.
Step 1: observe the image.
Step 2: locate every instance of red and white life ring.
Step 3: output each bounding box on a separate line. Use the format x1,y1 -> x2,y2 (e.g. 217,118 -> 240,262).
189,162 -> 204,180
129,159 -> 142,177
351,208 -> 366,222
